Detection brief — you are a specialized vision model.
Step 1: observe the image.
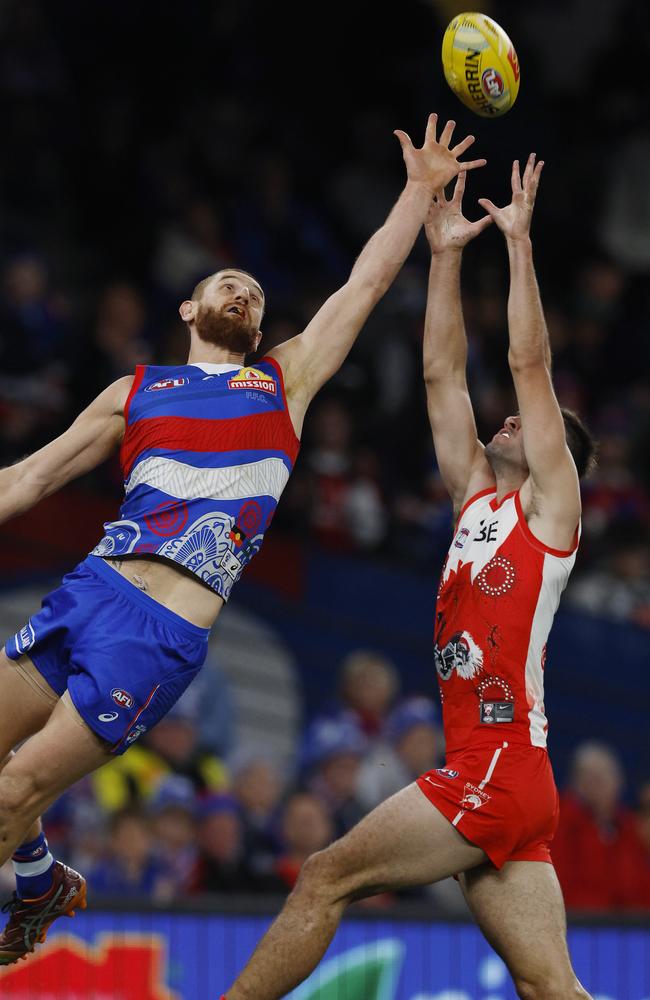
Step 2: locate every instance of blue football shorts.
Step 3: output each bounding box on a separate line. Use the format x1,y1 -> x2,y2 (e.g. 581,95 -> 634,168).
4,554 -> 209,755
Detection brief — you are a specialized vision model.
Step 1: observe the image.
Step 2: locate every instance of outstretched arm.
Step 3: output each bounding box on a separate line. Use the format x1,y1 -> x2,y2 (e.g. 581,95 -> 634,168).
479,155 -> 581,547
269,114 -> 486,434
0,376 -> 132,526
423,172 -> 494,517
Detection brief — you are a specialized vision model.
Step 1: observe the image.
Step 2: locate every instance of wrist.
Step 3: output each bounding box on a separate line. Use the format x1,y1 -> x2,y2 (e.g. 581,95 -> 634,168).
429,244 -> 463,260
506,234 -> 532,253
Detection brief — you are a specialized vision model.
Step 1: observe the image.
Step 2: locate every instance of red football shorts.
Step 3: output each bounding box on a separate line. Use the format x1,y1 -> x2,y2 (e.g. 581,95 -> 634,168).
417,741 -> 560,869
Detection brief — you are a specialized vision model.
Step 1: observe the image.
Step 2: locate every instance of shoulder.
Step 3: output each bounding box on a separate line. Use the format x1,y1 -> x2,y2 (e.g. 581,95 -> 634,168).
105,374 -> 136,414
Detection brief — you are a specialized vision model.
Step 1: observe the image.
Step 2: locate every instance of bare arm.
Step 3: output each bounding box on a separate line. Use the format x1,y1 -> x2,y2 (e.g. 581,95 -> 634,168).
479,156 -> 581,546
270,114 -> 486,434
423,173 -> 495,516
0,376 -> 132,525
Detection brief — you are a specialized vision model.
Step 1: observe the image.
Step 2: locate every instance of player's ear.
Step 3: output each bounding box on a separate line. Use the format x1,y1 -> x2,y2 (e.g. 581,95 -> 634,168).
253,329 -> 263,351
179,299 -> 195,322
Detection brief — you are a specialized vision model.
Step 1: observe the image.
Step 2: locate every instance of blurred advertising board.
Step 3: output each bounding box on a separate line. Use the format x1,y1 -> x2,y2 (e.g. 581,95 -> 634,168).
0,908 -> 648,999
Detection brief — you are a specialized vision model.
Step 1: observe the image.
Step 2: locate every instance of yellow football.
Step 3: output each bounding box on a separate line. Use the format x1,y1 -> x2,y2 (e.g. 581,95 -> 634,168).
442,12 -> 520,118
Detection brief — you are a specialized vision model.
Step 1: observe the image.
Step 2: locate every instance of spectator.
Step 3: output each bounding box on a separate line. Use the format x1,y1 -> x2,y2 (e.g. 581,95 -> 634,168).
552,741 -> 650,910
149,775 -> 199,898
88,808 -> 170,899
271,792 -> 335,892
91,687 -> 229,813
230,754 -> 286,878
190,794 -> 266,894
336,649 -> 400,739
567,525 -> 650,628
357,696 -> 443,812
299,716 -> 367,836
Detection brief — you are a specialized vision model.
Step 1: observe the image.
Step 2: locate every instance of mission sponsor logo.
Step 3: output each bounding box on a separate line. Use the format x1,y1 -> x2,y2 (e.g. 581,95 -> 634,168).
227,367 -> 277,394
144,377 -> 189,392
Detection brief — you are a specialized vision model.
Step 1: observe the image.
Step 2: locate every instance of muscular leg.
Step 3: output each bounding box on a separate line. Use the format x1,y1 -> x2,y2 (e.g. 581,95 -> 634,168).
0,650 -> 60,848
460,861 -> 592,1000
226,783 -> 486,1000
0,693 -> 111,864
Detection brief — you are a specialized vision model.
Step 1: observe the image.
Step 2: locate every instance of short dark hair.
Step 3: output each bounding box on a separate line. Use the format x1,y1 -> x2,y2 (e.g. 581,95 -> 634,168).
560,407 -> 597,479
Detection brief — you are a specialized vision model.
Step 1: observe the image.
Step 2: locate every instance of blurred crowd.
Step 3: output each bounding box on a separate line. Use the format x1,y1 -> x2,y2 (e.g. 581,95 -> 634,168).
1,647 -> 648,913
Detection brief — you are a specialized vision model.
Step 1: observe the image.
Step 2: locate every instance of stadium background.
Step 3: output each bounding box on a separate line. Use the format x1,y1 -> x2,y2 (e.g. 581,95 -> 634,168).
0,0 -> 649,995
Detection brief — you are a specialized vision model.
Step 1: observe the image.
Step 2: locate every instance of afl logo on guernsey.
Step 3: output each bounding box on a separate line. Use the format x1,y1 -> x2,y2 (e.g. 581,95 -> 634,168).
227,367 -> 277,394
145,377 -> 189,392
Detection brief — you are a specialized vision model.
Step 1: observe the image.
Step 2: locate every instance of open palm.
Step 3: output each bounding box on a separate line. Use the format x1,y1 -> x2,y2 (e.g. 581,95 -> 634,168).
425,171 -> 492,254
478,152 -> 544,240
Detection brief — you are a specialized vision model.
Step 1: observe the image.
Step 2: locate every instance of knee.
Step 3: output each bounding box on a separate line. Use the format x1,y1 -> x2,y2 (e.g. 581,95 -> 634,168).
0,772 -> 39,823
293,847 -> 347,902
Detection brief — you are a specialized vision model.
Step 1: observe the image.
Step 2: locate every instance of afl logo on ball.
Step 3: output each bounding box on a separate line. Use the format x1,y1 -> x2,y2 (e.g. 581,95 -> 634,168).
144,377 -> 189,392
481,68 -> 504,99
111,688 -> 134,709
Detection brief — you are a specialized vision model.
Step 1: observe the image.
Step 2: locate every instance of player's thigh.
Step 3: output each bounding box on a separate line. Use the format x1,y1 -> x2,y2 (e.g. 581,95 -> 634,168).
460,861 -> 586,995
0,692 -> 112,819
0,649 -> 58,754
315,782 -> 486,900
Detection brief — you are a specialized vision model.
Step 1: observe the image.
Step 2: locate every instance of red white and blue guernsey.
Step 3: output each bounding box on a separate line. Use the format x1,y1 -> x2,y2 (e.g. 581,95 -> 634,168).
91,358 -> 300,602
433,487 -> 579,756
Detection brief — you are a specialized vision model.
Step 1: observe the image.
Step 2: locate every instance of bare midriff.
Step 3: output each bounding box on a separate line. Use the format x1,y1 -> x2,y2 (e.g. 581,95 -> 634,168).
101,556 -> 224,629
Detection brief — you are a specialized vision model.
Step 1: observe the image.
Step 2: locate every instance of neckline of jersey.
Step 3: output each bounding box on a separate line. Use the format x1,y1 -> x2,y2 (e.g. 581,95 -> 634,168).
188,362 -> 241,374
489,490 -> 517,512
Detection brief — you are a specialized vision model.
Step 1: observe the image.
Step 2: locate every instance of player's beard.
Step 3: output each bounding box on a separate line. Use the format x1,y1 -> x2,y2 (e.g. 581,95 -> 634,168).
484,440 -> 527,476
194,303 -> 259,354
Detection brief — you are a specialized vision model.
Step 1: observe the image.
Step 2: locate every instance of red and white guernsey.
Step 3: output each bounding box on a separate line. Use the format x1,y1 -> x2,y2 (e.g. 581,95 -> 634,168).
434,487 -> 579,757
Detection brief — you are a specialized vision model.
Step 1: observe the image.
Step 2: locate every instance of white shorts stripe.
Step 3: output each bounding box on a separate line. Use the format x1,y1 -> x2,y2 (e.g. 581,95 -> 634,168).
479,744 -> 505,789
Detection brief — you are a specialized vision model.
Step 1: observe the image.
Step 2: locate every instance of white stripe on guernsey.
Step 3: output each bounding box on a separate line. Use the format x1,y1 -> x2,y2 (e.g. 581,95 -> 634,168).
451,743 -> 506,827
525,550 -> 576,748
12,852 -> 54,877
126,455 -> 290,503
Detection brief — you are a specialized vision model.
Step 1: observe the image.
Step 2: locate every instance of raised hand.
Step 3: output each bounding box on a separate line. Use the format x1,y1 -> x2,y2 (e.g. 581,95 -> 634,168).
478,153 -> 544,241
425,172 -> 493,255
394,113 -> 486,193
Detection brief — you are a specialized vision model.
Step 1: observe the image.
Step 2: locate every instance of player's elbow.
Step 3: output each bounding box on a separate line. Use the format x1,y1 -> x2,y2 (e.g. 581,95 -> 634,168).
507,350 -> 549,375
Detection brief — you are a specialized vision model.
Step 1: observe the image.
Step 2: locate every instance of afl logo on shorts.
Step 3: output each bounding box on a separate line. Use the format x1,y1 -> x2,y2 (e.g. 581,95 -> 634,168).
111,688 -> 134,709
144,377 -> 189,392
13,623 -> 36,654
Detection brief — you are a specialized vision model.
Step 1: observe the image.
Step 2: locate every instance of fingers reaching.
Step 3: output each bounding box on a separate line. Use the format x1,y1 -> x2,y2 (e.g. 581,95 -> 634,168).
438,118 -> 456,149
458,157 -> 487,172
452,171 -> 467,204
477,197 -> 500,219
424,113 -> 438,146
519,153 -> 545,193
511,159 -> 522,195
472,214 -> 494,236
393,129 -> 414,155
522,152 -> 536,187
450,134 -> 476,158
